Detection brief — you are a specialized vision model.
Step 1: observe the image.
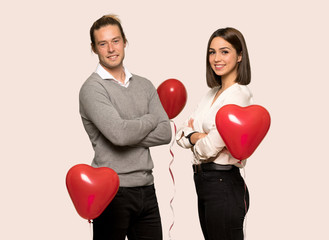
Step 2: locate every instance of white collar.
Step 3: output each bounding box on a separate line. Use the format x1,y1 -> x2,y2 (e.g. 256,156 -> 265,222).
95,63 -> 132,88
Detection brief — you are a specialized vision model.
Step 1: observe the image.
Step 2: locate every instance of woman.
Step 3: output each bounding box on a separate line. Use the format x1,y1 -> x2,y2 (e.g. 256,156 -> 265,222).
176,27 -> 253,240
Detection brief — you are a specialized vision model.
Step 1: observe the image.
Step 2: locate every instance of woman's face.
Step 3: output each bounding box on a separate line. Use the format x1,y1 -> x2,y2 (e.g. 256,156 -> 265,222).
208,37 -> 242,82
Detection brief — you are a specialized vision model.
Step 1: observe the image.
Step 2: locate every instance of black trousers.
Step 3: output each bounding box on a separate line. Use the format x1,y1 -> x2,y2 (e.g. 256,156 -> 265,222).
93,184 -> 162,240
194,166 -> 249,240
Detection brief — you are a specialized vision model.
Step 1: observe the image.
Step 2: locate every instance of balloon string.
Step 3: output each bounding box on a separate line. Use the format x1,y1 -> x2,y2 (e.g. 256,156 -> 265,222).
242,166 -> 248,240
88,219 -> 93,239
168,120 -> 177,240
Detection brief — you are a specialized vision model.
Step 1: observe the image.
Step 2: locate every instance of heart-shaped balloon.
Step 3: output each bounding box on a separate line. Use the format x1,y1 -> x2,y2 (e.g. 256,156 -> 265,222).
157,79 -> 187,119
215,104 -> 271,160
66,164 -> 120,220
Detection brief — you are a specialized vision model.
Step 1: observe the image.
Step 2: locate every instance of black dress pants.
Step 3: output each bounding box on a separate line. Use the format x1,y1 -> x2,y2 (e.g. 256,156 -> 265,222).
93,184 -> 162,240
194,166 -> 249,240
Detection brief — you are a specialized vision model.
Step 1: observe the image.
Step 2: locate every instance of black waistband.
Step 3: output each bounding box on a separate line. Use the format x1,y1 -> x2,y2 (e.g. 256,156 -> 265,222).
193,162 -> 233,173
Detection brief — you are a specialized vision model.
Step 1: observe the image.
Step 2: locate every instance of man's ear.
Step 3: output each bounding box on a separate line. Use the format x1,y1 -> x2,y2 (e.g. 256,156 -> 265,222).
91,43 -> 97,54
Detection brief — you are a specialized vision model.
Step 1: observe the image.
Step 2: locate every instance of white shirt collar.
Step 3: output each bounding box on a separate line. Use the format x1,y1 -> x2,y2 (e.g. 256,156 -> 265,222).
95,63 -> 132,88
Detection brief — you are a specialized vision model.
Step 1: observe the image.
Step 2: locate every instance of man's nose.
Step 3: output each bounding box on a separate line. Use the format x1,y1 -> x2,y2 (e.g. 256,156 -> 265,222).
108,43 -> 114,52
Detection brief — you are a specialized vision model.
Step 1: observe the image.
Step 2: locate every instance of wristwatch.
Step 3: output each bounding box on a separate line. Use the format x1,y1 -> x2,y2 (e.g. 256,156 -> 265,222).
186,131 -> 197,146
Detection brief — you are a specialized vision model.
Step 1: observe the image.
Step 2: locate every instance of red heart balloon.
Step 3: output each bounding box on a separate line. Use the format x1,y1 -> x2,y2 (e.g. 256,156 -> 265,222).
66,164 -> 120,220
157,79 -> 187,119
215,104 -> 271,160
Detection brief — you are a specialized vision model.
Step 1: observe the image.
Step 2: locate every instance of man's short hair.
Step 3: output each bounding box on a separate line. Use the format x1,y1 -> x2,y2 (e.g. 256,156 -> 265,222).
90,14 -> 127,46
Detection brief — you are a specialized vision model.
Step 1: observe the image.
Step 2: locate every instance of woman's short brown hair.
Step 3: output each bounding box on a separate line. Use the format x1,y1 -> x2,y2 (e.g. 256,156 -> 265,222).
206,27 -> 251,88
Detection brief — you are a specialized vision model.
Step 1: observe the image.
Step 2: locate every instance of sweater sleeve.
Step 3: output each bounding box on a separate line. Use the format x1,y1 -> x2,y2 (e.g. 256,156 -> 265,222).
79,82 -> 158,146
135,85 -> 172,147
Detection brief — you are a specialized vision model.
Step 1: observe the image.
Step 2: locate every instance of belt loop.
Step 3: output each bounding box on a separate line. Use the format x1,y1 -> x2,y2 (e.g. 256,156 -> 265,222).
193,164 -> 202,173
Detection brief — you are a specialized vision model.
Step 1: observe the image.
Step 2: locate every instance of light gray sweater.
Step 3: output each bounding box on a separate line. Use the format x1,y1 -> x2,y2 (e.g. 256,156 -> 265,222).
79,73 -> 172,187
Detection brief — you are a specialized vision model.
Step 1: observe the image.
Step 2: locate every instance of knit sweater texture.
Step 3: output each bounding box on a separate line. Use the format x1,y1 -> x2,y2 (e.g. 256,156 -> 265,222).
79,72 -> 172,187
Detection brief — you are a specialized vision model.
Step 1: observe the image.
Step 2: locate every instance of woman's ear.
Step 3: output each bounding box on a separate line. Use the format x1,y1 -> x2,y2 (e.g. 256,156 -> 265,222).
237,52 -> 242,63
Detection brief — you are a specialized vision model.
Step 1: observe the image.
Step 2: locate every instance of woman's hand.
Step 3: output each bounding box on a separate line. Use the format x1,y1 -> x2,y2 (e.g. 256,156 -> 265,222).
187,118 -> 207,145
190,132 -> 207,145
188,118 -> 194,129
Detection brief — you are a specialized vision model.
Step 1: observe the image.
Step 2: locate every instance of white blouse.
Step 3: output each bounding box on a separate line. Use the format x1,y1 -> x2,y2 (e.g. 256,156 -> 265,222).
176,83 -> 254,167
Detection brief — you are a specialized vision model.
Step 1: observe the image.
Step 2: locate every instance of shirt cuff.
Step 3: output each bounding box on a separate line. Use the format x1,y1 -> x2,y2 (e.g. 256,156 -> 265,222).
176,127 -> 195,148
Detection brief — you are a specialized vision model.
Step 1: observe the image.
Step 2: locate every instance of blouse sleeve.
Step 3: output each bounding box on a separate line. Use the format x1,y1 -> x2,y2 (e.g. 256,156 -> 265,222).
175,109 -> 198,149
192,87 -> 253,161
192,125 -> 226,160
176,126 -> 196,148
176,89 -> 217,149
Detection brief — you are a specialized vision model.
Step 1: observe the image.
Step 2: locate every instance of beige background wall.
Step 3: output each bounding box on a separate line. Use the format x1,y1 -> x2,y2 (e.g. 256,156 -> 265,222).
1,0 -> 328,239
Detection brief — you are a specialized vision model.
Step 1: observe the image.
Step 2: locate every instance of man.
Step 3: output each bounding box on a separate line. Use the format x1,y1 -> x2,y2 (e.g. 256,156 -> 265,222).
79,14 -> 172,240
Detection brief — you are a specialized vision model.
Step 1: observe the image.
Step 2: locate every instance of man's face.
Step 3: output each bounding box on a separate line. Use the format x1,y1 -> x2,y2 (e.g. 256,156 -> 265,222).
92,24 -> 126,73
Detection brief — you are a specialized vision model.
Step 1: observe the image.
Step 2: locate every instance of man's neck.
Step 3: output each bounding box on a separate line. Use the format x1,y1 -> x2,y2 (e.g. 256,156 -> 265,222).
102,64 -> 126,84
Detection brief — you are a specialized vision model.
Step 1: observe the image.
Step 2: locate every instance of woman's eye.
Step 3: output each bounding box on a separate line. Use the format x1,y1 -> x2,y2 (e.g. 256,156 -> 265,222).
209,51 -> 215,55
222,51 -> 229,55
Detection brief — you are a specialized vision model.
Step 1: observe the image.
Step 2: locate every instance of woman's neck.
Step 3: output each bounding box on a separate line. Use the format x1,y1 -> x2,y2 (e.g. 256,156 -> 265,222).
220,77 -> 236,91
220,66 -> 238,90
